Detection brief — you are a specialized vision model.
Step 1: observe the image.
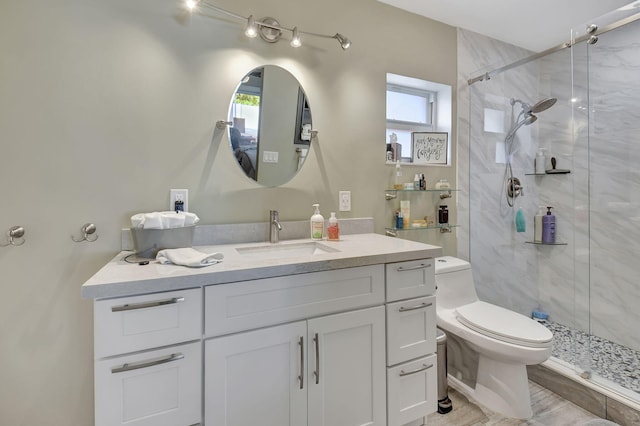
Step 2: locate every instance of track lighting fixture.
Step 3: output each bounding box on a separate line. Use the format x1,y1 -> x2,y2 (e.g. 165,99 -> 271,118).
184,0 -> 351,51
245,15 -> 258,38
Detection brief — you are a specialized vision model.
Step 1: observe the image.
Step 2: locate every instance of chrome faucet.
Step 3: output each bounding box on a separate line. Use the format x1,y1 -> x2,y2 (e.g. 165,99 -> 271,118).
269,210 -> 282,243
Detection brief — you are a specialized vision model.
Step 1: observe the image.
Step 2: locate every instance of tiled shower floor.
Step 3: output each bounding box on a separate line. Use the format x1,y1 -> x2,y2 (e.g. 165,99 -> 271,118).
544,321 -> 640,394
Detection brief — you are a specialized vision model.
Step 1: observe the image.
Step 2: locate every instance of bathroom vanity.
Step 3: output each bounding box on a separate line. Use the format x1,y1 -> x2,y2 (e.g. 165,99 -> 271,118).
82,233 -> 441,426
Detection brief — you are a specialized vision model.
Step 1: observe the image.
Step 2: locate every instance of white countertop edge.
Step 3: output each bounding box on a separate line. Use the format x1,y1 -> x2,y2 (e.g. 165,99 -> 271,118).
82,233 -> 442,300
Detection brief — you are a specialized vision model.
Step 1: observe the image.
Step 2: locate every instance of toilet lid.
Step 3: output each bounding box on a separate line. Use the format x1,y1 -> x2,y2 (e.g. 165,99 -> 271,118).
456,301 -> 553,348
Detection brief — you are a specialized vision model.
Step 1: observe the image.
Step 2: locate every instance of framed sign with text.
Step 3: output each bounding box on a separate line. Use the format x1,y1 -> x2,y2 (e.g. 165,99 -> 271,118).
412,132 -> 448,165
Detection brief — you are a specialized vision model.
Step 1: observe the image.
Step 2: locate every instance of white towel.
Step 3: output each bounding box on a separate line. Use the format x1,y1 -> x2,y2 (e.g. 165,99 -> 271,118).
156,248 -> 223,268
131,211 -> 200,229
143,212 -> 163,229
161,212 -> 186,229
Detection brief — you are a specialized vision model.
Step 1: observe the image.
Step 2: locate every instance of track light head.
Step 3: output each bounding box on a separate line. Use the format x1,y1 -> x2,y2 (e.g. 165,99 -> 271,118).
290,27 -> 301,48
245,15 -> 258,38
334,33 -> 351,50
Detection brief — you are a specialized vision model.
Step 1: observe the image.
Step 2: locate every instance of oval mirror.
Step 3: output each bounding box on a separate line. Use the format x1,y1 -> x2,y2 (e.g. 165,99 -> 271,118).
228,65 -> 312,187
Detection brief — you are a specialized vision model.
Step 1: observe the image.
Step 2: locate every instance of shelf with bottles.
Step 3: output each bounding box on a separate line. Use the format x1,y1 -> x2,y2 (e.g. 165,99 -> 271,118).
385,224 -> 458,236
525,241 -> 567,246
384,188 -> 458,200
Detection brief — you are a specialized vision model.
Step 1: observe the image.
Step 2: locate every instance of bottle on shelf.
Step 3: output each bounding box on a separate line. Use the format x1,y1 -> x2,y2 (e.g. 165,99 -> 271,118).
542,206 -> 556,243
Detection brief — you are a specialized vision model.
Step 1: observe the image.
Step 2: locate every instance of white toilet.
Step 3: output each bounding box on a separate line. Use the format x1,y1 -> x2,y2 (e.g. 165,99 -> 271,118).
434,256 -> 553,419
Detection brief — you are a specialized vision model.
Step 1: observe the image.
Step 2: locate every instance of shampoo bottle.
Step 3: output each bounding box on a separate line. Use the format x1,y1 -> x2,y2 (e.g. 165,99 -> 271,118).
542,206 -> 556,243
327,212 -> 340,241
535,149 -> 546,174
515,207 -> 526,232
534,206 -> 544,242
310,204 -> 324,240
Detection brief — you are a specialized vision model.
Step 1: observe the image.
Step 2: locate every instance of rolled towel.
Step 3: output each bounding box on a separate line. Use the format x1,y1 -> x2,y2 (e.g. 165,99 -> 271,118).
156,248 -> 223,268
161,212 -> 186,229
143,212 -> 163,229
130,213 -> 145,229
183,212 -> 200,226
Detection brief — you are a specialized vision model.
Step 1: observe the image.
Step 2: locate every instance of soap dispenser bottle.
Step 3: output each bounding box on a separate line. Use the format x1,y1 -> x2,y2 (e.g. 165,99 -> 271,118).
542,206 -> 556,243
534,206 -> 545,243
327,212 -> 340,241
310,204 -> 324,240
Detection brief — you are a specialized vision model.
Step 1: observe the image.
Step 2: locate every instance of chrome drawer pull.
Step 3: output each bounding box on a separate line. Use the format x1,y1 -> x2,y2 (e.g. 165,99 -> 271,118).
298,336 -> 304,390
111,353 -> 184,373
399,363 -> 433,377
313,333 -> 320,385
111,297 -> 185,312
399,302 -> 432,312
396,263 -> 432,272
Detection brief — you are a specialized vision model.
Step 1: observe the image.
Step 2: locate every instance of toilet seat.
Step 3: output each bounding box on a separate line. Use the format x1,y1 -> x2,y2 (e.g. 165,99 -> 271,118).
455,301 -> 553,348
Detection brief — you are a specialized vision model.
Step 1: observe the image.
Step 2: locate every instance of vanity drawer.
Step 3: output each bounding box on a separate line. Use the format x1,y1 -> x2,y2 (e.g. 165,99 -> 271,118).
386,295 -> 436,366
385,259 -> 435,302
94,288 -> 202,358
95,341 -> 201,426
387,354 -> 437,426
204,265 -> 385,337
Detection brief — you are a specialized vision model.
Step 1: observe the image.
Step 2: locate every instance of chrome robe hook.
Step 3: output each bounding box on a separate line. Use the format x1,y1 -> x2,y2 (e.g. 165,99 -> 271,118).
1,226 -> 25,247
72,223 -> 99,242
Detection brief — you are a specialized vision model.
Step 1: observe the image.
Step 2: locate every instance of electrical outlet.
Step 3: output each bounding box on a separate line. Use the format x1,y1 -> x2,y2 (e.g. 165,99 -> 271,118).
339,191 -> 351,211
170,189 -> 189,212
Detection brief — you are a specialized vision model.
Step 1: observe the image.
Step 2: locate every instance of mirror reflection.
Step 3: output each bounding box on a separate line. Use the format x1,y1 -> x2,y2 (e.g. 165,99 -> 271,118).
229,65 -> 312,187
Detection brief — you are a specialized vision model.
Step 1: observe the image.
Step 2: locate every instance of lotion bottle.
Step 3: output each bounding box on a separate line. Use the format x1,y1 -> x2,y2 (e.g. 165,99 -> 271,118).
534,206 -> 544,242
542,206 -> 556,243
310,204 -> 324,240
327,212 -> 340,241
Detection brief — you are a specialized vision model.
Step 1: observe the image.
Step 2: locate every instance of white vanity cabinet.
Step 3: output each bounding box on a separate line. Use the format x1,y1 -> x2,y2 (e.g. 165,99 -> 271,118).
205,306 -> 385,426
84,234 -> 442,426
385,259 -> 438,426
203,265 -> 387,426
93,288 -> 203,426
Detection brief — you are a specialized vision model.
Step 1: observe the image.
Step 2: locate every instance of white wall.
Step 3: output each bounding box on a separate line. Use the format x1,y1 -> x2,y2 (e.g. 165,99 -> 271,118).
0,0 -> 457,424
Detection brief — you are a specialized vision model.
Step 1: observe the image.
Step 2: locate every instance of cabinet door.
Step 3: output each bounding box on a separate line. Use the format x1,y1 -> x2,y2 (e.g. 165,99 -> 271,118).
205,321 -> 307,426
308,306 -> 386,426
387,354 -> 437,426
386,295 -> 436,366
94,341 -> 201,426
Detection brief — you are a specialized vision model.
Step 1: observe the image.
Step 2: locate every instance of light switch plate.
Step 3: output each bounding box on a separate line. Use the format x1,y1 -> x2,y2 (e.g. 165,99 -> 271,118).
339,191 -> 351,211
263,151 -> 279,163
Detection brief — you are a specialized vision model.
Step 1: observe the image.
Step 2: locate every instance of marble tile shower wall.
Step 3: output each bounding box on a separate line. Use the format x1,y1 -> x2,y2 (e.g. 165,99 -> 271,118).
458,20 -> 640,356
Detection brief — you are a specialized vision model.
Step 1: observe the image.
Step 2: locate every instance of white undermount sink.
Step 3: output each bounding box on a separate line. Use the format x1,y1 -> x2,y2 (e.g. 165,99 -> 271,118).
236,241 -> 340,259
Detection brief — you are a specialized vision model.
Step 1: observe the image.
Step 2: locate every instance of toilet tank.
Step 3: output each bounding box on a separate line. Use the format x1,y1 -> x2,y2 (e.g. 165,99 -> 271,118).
434,256 -> 479,309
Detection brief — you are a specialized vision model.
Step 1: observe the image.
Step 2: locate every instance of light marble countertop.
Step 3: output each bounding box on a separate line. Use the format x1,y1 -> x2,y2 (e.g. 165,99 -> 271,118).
82,233 -> 442,299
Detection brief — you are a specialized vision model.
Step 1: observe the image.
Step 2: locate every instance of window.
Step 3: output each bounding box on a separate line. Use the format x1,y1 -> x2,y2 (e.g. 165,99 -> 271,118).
385,73 -> 452,165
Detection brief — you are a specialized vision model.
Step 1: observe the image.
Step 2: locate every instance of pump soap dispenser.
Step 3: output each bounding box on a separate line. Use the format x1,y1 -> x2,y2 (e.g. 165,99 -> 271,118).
542,206 -> 556,243
310,204 -> 324,240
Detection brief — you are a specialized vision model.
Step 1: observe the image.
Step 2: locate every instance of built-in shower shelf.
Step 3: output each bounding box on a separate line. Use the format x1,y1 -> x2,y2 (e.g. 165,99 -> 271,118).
525,241 -> 568,246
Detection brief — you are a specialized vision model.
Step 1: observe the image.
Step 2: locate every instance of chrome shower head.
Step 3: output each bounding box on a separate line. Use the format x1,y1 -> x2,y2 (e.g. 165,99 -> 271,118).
510,97 -> 557,115
530,97 -> 557,113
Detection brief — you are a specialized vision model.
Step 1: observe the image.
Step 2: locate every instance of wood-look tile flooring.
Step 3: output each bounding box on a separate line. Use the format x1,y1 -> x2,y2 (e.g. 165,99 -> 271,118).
426,381 -> 614,425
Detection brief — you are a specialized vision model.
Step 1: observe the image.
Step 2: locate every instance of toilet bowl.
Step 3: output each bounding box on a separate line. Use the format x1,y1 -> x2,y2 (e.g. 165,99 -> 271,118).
434,256 -> 553,419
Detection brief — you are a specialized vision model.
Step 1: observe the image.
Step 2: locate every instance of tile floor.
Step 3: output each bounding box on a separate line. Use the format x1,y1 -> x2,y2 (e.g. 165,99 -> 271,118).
426,381 -> 614,425
544,321 -> 640,394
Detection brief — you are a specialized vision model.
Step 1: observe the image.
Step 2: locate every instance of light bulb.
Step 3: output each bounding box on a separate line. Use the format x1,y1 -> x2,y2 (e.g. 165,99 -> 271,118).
290,27 -> 301,48
245,15 -> 258,38
185,0 -> 198,11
